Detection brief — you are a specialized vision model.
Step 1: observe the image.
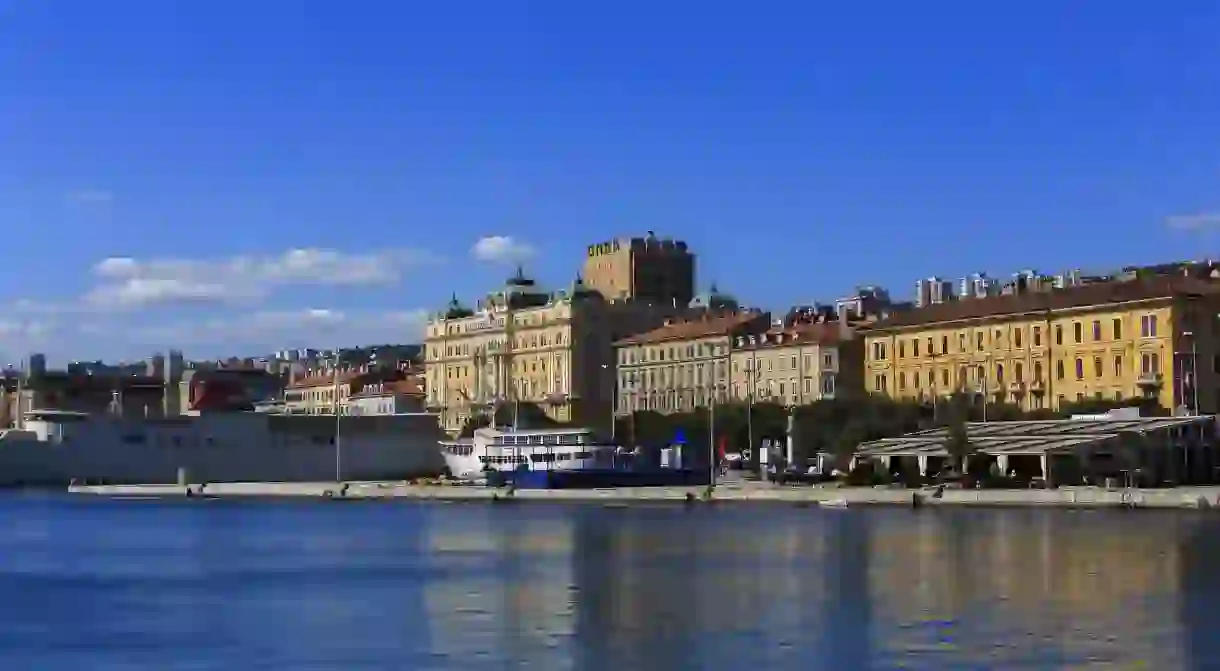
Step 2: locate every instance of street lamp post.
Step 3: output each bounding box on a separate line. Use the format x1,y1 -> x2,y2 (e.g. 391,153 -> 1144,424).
601,363 -> 616,440
745,353 -> 762,473
332,348 -> 343,484
709,384 -> 717,486
1182,331 -> 1200,415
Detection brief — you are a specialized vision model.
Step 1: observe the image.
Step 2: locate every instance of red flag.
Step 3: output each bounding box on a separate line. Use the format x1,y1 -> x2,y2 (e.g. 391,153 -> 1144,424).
718,436 -> 727,459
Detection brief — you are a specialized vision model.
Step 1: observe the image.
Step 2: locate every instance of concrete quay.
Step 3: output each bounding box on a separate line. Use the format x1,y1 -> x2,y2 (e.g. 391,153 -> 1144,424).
65,480 -> 1220,509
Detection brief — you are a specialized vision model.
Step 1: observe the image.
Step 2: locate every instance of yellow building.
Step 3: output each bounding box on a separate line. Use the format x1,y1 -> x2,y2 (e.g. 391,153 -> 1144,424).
729,322 -> 864,405
424,271 -> 680,434
613,310 -> 771,414
864,276 -> 1220,413
283,370 -> 356,415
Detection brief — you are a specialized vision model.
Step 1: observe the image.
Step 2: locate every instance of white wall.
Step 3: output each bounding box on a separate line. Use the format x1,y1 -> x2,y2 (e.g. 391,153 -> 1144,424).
0,413 -> 446,485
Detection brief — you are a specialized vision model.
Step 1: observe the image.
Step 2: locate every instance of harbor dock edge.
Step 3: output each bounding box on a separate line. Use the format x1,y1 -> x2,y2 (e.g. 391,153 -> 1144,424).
65,481 -> 1220,509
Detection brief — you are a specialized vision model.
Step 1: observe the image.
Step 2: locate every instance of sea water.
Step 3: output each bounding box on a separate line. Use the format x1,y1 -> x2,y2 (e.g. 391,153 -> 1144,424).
1,494 -> 1217,670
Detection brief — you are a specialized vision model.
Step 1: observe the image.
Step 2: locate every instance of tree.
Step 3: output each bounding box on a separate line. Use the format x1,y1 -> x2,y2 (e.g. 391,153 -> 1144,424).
944,401 -> 975,473
831,418 -> 868,473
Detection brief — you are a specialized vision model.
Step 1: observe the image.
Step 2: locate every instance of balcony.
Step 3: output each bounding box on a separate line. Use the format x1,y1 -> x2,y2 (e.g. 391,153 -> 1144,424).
1008,381 -> 1026,393
1137,372 -> 1164,388
1029,380 -> 1045,394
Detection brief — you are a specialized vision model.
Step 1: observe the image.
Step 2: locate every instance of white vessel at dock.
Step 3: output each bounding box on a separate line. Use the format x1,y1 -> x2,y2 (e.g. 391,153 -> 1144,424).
0,409 -> 447,485
439,426 -> 619,480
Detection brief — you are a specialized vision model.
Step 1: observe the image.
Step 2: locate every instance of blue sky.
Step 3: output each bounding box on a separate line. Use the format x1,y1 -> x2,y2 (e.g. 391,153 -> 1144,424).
2,1 -> 1219,363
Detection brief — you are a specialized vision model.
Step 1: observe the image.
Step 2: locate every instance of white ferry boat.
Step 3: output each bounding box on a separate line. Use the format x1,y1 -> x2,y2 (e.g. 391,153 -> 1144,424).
439,426 -> 622,481
0,409 -> 447,485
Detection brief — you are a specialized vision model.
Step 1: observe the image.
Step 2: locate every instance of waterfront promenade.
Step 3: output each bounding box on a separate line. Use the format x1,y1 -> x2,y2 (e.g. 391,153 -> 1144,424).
66,479 -> 1220,509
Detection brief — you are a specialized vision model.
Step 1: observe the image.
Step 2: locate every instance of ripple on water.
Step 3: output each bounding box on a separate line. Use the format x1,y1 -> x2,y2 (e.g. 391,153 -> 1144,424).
0,498 -> 1216,670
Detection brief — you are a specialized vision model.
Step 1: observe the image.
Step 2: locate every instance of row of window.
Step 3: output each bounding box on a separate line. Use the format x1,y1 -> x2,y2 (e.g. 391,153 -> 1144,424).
442,354 -> 566,380
441,311 -> 559,337
434,330 -> 569,360
893,352 -> 1164,392
874,352 -> 1165,392
871,314 -> 1163,361
619,375 -> 838,412
899,389 -> 1143,409
620,362 -> 728,389
740,353 -> 835,373
620,341 -> 728,364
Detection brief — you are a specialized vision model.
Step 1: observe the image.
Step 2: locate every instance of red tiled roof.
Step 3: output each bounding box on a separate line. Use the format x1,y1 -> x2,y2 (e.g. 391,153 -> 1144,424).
349,378 -> 423,398
287,371 -> 360,389
870,276 -> 1220,331
614,311 -> 768,346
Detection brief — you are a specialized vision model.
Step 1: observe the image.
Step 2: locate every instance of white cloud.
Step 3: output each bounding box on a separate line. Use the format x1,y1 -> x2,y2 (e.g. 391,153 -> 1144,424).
66,189 -> 114,204
129,307 -> 430,352
0,319 -> 50,340
471,235 -> 535,264
1166,212 -> 1220,231
85,247 -> 439,310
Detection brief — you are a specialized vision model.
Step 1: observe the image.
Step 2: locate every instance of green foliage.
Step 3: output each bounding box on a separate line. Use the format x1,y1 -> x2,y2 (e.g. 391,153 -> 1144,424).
942,395 -> 975,472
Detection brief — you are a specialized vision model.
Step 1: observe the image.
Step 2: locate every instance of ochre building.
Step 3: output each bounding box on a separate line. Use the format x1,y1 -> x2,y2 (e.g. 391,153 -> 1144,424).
424,271 -> 681,434
863,276 -> 1220,413
729,322 -> 863,406
614,311 -> 771,414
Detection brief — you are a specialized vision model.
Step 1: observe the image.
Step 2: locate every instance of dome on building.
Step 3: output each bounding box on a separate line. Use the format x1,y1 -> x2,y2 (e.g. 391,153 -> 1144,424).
443,293 -> 474,319
568,273 -> 597,299
688,283 -> 738,311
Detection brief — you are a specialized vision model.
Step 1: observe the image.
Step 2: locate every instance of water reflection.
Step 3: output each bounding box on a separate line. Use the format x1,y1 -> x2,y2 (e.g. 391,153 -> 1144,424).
422,505 -> 1213,670
1,495 -> 1218,669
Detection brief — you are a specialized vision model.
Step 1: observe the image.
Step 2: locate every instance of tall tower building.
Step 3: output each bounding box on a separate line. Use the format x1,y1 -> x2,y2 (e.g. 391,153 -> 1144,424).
581,231 -> 695,305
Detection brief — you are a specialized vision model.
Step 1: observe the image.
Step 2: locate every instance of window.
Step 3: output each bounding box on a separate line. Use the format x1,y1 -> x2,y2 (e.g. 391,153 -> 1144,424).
976,332 -> 984,350
1140,315 -> 1158,338
995,364 -> 1005,384
1092,320 -> 1101,341
926,338 -> 933,356
1014,329 -> 1023,348
1034,361 -> 1043,381
1093,356 -> 1102,378
1015,362 -> 1024,381
1033,326 -> 1042,347
1055,325 -> 1063,345
927,370 -> 934,388
942,369 -> 949,386
958,333 -> 967,351
790,355 -> 797,370
1114,356 -> 1122,377
941,336 -> 949,353
1113,318 -> 1122,340
1056,360 -> 1065,379
1073,322 -> 1083,343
